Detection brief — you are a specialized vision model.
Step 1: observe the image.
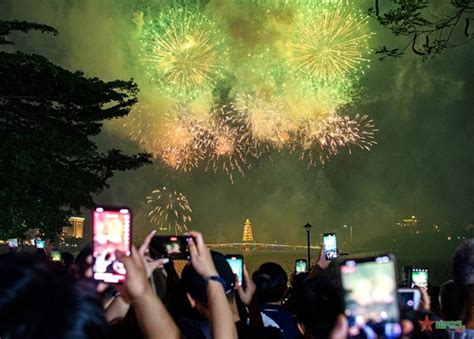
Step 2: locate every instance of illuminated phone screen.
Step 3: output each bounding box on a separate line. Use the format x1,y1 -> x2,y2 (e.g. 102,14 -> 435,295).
323,233 -> 338,260
411,268 -> 428,288
226,256 -> 243,286
92,207 -> 131,283
35,240 -> 45,249
340,255 -> 401,338
51,250 -> 62,262
295,259 -> 307,273
8,238 -> 18,248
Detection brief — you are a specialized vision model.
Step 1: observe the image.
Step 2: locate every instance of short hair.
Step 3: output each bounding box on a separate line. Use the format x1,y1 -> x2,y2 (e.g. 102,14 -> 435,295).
181,251 -> 235,304
438,280 -> 463,321
452,239 -> 474,287
252,262 -> 287,304
294,265 -> 342,338
0,254 -> 107,339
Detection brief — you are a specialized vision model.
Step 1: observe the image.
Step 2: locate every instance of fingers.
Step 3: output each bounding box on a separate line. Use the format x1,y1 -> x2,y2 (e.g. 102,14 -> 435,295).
139,230 -> 156,256
186,231 -> 204,249
402,320 -> 414,335
242,264 -> 251,285
146,258 -> 169,277
188,237 -> 198,259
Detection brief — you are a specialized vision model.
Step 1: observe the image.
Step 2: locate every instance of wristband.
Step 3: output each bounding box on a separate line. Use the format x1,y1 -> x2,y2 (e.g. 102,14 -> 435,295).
205,275 -> 227,291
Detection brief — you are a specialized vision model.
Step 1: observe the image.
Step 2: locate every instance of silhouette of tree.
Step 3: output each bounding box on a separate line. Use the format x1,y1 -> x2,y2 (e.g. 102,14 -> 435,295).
370,0 -> 473,60
0,20 -> 151,239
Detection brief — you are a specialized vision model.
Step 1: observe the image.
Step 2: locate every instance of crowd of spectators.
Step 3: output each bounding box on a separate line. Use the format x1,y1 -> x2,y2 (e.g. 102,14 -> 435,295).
0,232 -> 472,339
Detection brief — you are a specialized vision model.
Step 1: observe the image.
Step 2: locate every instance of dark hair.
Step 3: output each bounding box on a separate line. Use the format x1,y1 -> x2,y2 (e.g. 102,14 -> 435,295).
294,265 -> 342,338
0,254 -> 107,339
439,280 -> 464,321
452,239 -> 474,287
181,251 -> 235,304
252,262 -> 287,304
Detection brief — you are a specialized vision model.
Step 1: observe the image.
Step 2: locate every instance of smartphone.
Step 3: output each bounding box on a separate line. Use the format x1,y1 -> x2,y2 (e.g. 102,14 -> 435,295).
51,249 -> 62,262
323,232 -> 338,260
398,288 -> 421,311
149,235 -> 191,260
410,267 -> 428,288
295,259 -> 308,274
226,255 -> 244,286
35,239 -> 46,249
339,254 -> 402,338
92,206 -> 132,284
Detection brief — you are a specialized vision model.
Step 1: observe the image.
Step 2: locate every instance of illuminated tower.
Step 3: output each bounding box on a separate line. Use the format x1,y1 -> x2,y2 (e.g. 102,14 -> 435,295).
62,217 -> 84,238
242,219 -> 254,243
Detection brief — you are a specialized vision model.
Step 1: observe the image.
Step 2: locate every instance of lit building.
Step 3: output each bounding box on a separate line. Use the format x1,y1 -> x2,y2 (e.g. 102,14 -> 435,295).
242,219 -> 255,243
63,217 -> 84,238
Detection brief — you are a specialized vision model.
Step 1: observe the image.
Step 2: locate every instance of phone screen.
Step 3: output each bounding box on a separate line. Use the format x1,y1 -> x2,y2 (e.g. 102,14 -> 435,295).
397,289 -> 420,310
340,255 -> 401,338
323,233 -> 338,260
295,259 -> 308,274
411,268 -> 428,288
35,239 -> 45,249
92,207 -> 131,283
226,255 -> 243,286
149,235 -> 191,260
8,238 -> 18,248
51,250 -> 62,262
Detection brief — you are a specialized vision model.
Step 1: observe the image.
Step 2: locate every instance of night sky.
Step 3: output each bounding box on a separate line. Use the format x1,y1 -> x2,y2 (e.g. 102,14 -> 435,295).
2,0 -> 473,246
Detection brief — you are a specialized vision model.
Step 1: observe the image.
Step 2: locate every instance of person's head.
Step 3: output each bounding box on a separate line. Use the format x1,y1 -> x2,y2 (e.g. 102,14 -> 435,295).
294,266 -> 342,339
252,262 -> 287,304
181,251 -> 235,318
438,280 -> 463,320
452,239 -> 474,287
0,253 -> 107,339
61,252 -> 75,269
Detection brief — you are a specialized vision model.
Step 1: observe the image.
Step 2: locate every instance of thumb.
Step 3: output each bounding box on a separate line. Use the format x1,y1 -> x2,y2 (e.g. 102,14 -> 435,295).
330,314 -> 348,339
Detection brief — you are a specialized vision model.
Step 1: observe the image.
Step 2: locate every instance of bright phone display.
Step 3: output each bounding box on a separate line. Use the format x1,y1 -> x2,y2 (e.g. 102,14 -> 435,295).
149,235 -> 191,260
92,207 -> 131,283
295,259 -> 308,274
410,268 -> 428,288
340,255 -> 402,338
35,239 -> 45,249
323,232 -> 338,260
397,288 -> 421,311
226,255 -> 244,286
51,249 -> 62,262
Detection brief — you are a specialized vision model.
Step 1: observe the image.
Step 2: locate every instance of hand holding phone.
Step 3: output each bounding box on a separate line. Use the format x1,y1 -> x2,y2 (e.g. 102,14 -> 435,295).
226,255 -> 244,286
35,239 -> 46,249
51,249 -> 62,262
149,235 -> 191,260
323,233 -> 338,260
92,206 -> 132,284
398,288 -> 421,310
410,267 -> 428,288
339,254 -> 402,338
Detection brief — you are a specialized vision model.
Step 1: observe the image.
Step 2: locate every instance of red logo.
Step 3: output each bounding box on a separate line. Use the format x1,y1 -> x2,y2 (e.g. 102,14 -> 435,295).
419,315 -> 436,332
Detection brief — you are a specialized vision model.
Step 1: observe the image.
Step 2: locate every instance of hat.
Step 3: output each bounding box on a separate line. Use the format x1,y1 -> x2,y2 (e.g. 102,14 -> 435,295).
181,251 -> 235,304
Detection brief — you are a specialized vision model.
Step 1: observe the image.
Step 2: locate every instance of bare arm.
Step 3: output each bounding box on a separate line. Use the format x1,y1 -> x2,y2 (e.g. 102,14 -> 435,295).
187,231 -> 238,339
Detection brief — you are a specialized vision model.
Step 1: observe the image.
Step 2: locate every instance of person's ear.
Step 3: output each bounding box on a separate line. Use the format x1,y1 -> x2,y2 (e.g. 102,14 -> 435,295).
186,292 -> 196,308
297,321 -> 306,336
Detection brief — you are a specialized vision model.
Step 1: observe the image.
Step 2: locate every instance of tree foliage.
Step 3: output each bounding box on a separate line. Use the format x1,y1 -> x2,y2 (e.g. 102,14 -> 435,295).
369,0 -> 473,60
0,20 -> 151,239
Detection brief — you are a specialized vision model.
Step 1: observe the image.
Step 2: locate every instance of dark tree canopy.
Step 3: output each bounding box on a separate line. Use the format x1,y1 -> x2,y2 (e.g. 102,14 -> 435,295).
0,20 -> 151,240
370,0 -> 473,60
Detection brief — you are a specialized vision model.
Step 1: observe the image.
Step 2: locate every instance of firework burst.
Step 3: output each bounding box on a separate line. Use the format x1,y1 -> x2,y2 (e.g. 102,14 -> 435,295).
297,114 -> 377,167
146,187 -> 192,234
203,106 -> 252,183
141,7 -> 225,99
291,2 -> 372,82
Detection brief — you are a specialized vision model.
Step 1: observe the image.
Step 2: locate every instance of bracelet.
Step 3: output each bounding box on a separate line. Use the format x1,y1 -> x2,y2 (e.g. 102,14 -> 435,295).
205,275 -> 227,291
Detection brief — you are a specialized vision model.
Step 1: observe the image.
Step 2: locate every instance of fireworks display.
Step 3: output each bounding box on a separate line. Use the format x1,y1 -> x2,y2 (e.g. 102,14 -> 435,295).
146,187 -> 192,234
141,7 -> 226,99
126,1 -> 377,183
291,2 -> 372,82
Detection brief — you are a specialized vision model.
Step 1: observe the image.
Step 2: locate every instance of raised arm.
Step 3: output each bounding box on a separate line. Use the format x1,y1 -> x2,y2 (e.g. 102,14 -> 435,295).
187,231 -> 238,339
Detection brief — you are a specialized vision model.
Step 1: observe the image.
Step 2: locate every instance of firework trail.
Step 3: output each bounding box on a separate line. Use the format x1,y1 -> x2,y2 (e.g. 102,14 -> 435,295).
297,114 -> 377,167
146,187 -> 192,235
